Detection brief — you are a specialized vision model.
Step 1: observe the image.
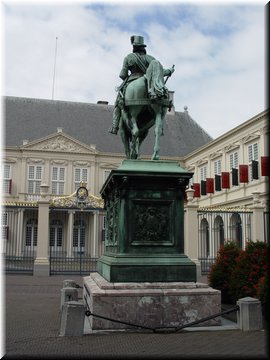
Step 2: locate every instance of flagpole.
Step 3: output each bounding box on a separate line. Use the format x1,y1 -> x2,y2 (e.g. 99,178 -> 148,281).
52,37 -> 58,100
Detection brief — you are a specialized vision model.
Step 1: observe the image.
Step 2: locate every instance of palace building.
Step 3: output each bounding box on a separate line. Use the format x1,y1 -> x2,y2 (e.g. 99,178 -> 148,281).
1,96 -> 268,276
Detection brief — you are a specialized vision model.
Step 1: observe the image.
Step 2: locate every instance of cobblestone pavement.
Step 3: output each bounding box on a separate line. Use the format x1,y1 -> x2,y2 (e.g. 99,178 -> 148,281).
3,274 -> 269,359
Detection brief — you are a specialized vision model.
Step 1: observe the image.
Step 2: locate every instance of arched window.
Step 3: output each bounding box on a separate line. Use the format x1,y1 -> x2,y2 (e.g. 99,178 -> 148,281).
25,219 -> 38,249
230,213 -> 242,248
73,219 -> 85,255
200,218 -> 210,257
214,215 -> 224,253
50,219 -> 63,251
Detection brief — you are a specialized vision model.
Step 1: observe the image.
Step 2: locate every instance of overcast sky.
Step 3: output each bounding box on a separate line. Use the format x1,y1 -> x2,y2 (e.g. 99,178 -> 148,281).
1,0 -> 267,139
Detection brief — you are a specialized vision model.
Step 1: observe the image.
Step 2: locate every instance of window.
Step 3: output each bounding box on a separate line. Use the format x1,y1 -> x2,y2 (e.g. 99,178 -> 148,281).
214,159 -> 221,175
73,219 -> 85,254
50,219 -> 63,250
1,164 -> 11,194
52,167 -> 65,195
199,166 -> 207,181
25,219 -> 38,248
248,143 -> 259,181
230,213 -> 242,249
229,151 -> 238,170
28,165 -> 42,194
1,212 -> 8,240
74,168 -> 88,190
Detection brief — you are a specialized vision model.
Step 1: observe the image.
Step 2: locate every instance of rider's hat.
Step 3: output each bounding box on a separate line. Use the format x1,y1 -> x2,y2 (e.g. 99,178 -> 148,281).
130,35 -> 147,47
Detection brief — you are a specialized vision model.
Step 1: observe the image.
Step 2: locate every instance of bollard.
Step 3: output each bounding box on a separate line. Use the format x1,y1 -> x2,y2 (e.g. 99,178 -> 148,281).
59,301 -> 85,336
60,287 -> 78,310
237,297 -> 263,331
63,279 -> 77,288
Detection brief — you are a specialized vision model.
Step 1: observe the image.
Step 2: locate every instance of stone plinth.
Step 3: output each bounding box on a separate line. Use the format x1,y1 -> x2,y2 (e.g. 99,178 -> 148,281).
98,160 -> 196,282
83,273 -> 221,330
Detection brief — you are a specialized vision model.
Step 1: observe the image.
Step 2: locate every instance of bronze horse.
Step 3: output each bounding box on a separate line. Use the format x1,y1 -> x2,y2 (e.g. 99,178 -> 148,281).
119,60 -> 173,160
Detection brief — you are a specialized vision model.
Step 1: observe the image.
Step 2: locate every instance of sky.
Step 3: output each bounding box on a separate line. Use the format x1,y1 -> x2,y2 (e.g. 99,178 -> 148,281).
0,0 -> 267,140
0,1 -> 267,355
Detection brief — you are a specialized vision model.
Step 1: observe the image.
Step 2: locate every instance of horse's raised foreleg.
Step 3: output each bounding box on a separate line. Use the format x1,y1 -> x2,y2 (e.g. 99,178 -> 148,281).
152,112 -> 163,160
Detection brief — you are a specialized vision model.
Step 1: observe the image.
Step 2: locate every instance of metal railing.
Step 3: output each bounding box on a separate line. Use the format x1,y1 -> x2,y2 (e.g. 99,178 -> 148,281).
197,209 -> 253,274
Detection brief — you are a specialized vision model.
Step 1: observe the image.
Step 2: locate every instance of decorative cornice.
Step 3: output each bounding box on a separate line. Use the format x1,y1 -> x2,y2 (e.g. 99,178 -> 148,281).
2,157 -> 17,163
50,159 -> 68,166
198,206 -> 252,213
209,151 -> 223,160
22,133 -> 98,154
196,159 -> 208,167
224,142 -> 240,153
73,161 -> 90,166
26,158 -> 45,164
242,132 -> 260,144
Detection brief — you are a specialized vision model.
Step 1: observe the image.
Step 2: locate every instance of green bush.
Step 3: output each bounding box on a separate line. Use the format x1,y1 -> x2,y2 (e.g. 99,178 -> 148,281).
208,241 -> 240,303
257,274 -> 270,322
257,275 -> 269,305
229,241 -> 268,302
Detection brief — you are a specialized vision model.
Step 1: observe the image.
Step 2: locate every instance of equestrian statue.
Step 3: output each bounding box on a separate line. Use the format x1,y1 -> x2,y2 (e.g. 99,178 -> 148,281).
109,35 -> 175,160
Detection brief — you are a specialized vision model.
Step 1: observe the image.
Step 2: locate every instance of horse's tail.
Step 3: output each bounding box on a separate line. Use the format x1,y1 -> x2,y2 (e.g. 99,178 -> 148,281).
145,60 -> 168,99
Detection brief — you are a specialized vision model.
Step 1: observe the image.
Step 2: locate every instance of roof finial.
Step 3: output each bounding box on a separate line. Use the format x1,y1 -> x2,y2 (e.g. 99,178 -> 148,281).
184,105 -> 188,113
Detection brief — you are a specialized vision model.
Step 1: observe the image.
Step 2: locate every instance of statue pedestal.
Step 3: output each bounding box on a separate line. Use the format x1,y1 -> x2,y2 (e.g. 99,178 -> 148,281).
97,160 -> 196,282
83,160 -> 221,331
84,273 -> 221,330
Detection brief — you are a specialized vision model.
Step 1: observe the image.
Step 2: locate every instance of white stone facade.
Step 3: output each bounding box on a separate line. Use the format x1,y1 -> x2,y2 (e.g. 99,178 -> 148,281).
1,107 -> 268,275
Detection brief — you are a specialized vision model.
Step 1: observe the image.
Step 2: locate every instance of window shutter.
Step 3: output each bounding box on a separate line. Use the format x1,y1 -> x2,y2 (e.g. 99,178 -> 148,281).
239,165 -> 249,183
232,168 -> 239,186
221,172 -> 230,189
261,156 -> 269,176
206,178 -> 214,193
192,183 -> 200,197
252,160 -> 259,179
9,179 -> 12,194
201,180 -> 206,195
215,175 -> 221,191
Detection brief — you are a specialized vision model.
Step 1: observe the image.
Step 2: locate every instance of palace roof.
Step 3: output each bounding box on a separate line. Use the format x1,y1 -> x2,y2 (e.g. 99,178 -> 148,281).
4,96 -> 212,157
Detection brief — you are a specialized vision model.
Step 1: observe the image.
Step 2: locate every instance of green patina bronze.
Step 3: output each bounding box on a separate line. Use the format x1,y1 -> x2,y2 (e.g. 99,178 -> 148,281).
97,160 -> 196,282
109,35 -> 175,160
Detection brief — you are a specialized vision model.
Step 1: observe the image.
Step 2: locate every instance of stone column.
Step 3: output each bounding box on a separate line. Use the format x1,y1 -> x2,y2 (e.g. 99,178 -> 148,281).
33,184 -> 50,276
92,211 -> 98,258
16,208 -> 24,256
251,191 -> 265,242
67,211 -> 75,257
185,188 -> 201,280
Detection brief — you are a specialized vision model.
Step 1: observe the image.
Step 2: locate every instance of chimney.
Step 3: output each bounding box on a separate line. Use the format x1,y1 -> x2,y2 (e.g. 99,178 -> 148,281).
167,91 -> 175,115
97,101 -> 109,105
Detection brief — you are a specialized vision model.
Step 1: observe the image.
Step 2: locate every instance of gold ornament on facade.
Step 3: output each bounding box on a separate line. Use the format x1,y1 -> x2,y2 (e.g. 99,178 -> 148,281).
51,183 -> 104,209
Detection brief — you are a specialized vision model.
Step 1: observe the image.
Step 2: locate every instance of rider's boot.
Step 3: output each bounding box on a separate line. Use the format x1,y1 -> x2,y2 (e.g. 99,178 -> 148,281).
109,107 -> 120,135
